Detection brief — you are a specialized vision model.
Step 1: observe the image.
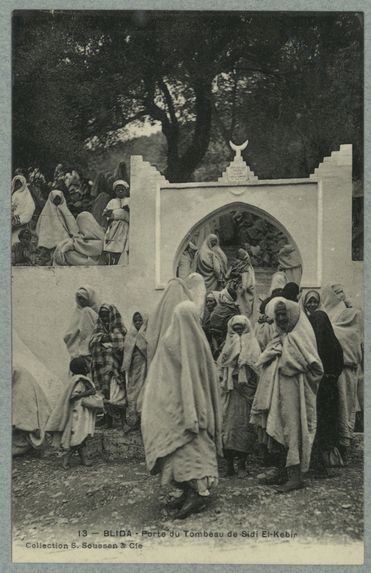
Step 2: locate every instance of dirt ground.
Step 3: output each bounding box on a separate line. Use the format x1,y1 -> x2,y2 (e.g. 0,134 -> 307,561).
12,432 -> 363,565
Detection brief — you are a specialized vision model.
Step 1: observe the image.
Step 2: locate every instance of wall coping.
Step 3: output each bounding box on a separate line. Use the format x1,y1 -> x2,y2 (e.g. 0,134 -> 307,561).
161,177 -> 318,189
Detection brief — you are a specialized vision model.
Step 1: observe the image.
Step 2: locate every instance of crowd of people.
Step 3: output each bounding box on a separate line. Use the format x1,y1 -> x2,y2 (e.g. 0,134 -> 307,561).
12,159 -> 296,274
12,238 -> 363,519
11,162 -> 130,266
182,210 -> 290,269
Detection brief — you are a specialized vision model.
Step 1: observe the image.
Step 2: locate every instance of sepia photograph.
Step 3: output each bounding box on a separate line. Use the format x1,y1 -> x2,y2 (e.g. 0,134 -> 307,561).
8,7 -> 364,566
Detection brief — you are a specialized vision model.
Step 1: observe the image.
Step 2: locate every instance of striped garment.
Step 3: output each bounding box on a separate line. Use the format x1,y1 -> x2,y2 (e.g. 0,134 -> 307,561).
89,304 -> 126,394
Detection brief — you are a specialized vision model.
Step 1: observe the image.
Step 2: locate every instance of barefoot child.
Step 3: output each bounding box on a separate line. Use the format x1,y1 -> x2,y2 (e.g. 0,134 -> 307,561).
46,357 -> 104,468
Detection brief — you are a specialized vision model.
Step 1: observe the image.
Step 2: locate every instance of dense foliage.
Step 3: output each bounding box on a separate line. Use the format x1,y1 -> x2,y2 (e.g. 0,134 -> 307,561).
13,11 -> 363,183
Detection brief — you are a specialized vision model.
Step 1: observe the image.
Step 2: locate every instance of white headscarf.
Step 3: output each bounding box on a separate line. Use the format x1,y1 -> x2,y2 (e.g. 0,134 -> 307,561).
113,179 -> 129,191
11,175 -> 35,225
36,190 -> 78,249
218,315 -> 260,390
321,284 -> 347,323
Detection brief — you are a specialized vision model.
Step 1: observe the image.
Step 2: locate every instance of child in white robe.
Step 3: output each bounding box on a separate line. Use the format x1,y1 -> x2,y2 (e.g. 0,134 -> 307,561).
103,179 -> 130,265
46,357 -> 104,469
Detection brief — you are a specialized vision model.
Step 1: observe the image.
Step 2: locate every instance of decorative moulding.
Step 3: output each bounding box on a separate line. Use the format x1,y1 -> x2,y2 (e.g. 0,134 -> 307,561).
218,140 -> 258,185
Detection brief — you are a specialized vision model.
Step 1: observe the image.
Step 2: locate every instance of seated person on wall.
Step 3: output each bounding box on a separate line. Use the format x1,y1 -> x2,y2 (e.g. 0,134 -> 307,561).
53,212 -> 105,266
176,241 -> 198,279
103,180 -> 130,266
34,246 -> 53,266
36,189 -> 79,263
11,175 -> 35,246
12,228 -> 36,266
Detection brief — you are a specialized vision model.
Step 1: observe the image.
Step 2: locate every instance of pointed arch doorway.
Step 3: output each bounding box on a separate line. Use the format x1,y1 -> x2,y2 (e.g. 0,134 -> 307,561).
174,202 -> 303,297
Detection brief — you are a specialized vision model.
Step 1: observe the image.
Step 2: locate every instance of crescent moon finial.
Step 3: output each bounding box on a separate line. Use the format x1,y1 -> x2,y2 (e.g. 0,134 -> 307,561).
229,139 -> 248,158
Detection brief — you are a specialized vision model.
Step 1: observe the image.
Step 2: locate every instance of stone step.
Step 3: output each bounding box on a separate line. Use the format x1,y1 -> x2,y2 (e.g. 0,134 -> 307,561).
83,430 -> 364,464
45,431 -> 364,465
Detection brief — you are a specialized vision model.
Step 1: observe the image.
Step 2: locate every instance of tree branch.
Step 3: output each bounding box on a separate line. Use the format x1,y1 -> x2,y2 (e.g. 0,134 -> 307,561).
157,78 -> 179,132
170,79 -> 212,180
143,79 -> 170,129
210,97 -> 231,148
119,109 -> 148,126
229,71 -> 239,137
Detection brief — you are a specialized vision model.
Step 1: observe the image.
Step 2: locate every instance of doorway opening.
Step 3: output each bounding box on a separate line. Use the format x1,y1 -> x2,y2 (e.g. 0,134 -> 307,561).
175,202 -> 302,297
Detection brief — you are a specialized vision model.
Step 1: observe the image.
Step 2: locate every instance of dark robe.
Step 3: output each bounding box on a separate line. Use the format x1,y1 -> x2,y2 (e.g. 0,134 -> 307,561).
209,301 -> 240,359
91,192 -> 111,228
202,308 -> 213,347
308,310 -> 344,453
282,282 -> 299,302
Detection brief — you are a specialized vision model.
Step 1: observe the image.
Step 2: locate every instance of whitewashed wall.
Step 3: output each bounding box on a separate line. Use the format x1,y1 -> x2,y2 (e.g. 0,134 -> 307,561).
12,144 -> 363,382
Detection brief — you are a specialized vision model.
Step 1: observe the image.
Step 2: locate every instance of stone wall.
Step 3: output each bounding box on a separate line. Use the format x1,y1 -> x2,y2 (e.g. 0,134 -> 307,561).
12,143 -> 363,383
12,265 -> 163,381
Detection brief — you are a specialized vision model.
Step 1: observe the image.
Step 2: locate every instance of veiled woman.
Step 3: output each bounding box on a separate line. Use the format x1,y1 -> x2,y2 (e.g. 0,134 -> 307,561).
202,292 -> 218,347
303,290 -> 344,473
89,304 -> 127,428
321,284 -> 363,463
137,272 -> 207,418
122,311 -> 148,430
53,212 -> 105,266
209,283 -> 240,359
229,248 -> 256,319
134,279 -> 191,422
269,244 -> 302,294
218,315 -> 261,477
141,301 -> 222,519
36,190 -> 78,251
12,363 -> 51,456
146,273 -> 207,364
195,233 -> 228,292
250,297 -> 323,492
254,295 -> 278,352
11,175 -> 35,245
64,286 -> 100,363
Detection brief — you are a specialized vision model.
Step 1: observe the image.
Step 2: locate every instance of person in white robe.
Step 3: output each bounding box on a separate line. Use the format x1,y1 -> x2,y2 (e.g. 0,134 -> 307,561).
11,175 -> 35,245
103,179 -> 130,265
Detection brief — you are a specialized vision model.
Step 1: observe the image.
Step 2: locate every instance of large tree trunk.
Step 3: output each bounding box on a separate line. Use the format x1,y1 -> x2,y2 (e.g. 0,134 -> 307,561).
164,79 -> 213,182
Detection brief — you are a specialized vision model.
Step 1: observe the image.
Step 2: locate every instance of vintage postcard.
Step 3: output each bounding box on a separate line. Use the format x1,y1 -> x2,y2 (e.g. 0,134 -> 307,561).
4,4 -> 367,568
